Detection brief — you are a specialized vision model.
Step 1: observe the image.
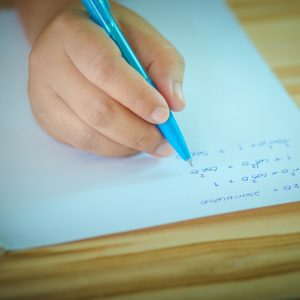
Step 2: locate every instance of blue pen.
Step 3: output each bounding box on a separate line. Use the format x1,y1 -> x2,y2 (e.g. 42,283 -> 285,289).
82,0 -> 192,165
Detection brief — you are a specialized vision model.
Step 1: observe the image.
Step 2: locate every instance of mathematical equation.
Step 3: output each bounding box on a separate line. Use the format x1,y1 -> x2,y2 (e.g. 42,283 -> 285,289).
199,183 -> 300,206
177,138 -> 300,190
176,138 -> 292,160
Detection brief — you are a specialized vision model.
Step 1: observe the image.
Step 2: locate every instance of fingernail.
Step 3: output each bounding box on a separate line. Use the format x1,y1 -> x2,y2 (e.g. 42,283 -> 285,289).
154,142 -> 174,157
173,82 -> 185,108
151,107 -> 169,124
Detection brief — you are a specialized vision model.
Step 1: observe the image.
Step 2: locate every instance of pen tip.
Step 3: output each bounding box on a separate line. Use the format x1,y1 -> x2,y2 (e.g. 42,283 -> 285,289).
187,159 -> 193,167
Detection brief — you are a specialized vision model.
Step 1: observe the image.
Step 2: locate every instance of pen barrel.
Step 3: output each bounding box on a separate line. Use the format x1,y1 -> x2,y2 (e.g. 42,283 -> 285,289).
82,0 -> 191,161
111,24 -> 150,80
111,25 -> 191,160
157,113 -> 191,161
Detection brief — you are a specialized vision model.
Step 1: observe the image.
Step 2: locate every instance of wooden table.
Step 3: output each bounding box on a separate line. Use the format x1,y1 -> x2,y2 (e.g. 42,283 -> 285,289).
1,1 -> 300,299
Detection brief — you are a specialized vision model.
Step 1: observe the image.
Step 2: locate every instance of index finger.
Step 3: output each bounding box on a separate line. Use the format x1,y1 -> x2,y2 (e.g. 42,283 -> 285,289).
62,10 -> 170,125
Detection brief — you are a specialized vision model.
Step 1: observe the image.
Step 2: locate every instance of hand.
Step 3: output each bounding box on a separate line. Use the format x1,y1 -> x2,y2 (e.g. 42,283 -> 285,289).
28,1 -> 186,157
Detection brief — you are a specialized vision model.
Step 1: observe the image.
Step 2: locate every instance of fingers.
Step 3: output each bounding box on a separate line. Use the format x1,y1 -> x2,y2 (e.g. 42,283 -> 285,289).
29,83 -> 138,157
27,6 -> 184,159
112,2 -> 186,112
50,54 -> 173,157
60,11 -> 170,125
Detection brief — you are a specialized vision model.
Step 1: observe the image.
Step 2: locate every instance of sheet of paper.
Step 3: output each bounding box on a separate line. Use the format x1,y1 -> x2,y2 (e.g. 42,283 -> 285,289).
0,0 -> 299,250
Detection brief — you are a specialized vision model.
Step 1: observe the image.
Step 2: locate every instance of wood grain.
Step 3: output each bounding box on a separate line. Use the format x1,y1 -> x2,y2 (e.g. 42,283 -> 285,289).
1,203 -> 300,299
229,0 -> 300,107
1,0 -> 300,299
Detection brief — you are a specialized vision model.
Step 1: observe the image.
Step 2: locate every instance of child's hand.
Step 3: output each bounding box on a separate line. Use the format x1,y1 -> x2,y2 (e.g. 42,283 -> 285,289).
27,2 -> 185,157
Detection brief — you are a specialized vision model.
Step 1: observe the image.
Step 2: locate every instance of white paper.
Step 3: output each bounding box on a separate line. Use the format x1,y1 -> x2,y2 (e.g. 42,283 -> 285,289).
0,0 -> 299,250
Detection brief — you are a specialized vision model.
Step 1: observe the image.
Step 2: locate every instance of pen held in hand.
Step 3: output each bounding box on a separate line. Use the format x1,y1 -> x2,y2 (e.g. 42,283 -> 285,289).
82,0 -> 192,165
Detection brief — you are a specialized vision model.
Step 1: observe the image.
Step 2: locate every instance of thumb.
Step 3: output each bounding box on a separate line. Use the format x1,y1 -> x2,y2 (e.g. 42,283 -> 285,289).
147,45 -> 186,112
114,3 -> 186,111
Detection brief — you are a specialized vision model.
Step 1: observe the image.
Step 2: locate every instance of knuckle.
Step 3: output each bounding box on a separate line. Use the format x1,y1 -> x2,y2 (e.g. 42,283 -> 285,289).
52,12 -> 73,33
130,83 -> 150,109
86,101 -> 113,130
160,45 -> 185,66
121,148 -> 139,157
133,134 -> 148,149
132,128 -> 158,151
54,11 -> 86,40
88,51 -> 116,86
165,47 -> 185,68
148,45 -> 185,77
69,127 -> 94,150
109,146 -> 139,158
